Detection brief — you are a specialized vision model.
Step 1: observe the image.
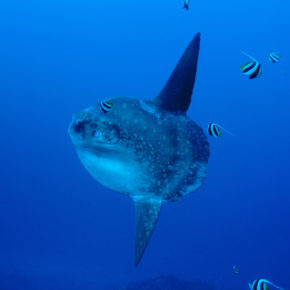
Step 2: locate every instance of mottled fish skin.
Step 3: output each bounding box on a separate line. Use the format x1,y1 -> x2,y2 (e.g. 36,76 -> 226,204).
69,97 -> 209,201
68,33 -> 209,266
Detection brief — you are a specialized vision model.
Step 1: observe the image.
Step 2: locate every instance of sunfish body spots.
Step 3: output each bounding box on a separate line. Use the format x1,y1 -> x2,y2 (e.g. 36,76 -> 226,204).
68,33 -> 210,266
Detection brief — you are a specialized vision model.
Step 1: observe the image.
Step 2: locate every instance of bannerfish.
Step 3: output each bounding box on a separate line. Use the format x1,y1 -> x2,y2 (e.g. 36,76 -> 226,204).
240,52 -> 262,79
249,279 -> 285,290
100,100 -> 113,113
184,0 -> 190,10
68,33 -> 210,266
269,52 -> 281,63
208,123 -> 233,138
233,265 -> 240,274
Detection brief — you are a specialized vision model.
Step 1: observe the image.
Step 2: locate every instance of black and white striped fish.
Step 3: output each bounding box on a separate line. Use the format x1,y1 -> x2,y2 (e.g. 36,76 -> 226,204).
208,123 -> 233,138
184,0 -> 190,10
100,100 -> 113,113
249,279 -> 285,290
233,265 -> 240,275
240,52 -> 262,79
269,52 -> 281,63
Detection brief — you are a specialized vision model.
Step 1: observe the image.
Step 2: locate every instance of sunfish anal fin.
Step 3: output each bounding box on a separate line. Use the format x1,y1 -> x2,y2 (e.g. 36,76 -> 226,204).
154,32 -> 200,112
133,197 -> 162,266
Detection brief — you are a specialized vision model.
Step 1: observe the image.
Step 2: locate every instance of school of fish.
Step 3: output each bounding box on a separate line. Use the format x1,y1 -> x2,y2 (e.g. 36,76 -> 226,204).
69,1 -> 287,288
182,2 -> 286,288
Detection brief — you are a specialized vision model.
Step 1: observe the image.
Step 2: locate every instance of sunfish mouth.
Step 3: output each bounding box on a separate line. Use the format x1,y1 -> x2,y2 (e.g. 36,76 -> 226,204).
91,129 -> 119,145
69,116 -> 121,148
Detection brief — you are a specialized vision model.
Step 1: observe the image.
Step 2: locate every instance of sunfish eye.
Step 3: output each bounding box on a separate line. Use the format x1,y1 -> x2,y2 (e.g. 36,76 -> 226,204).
100,101 -> 113,113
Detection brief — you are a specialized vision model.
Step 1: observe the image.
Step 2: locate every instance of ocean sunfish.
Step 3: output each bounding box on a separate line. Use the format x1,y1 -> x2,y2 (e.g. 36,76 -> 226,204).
68,33 -> 210,266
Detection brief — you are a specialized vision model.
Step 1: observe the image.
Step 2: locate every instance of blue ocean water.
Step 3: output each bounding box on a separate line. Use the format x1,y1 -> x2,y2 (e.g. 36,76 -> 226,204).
0,0 -> 289,289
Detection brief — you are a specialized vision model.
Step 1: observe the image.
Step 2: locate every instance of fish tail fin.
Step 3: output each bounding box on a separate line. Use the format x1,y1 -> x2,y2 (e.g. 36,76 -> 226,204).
133,197 -> 162,266
241,51 -> 258,63
248,283 -> 252,289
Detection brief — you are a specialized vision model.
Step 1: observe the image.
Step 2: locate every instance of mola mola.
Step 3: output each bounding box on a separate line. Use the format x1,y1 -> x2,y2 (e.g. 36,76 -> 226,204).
68,33 -> 209,266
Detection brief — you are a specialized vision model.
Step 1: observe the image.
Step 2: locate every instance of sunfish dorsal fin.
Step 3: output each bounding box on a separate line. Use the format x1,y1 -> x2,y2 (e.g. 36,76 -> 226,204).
154,32 -> 201,112
133,197 -> 162,266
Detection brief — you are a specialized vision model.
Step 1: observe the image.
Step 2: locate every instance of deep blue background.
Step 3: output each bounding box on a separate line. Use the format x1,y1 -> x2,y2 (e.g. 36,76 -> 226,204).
0,0 -> 289,289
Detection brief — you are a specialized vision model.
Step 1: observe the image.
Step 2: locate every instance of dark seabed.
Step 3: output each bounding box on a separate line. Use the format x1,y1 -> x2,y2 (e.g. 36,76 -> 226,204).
0,0 -> 290,289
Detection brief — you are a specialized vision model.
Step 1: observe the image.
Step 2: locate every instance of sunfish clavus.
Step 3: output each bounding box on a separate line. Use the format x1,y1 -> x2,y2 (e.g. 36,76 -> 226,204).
68,33 -> 210,266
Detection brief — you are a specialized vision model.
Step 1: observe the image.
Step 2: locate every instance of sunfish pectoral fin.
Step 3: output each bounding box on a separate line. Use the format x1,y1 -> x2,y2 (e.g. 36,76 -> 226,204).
153,33 -> 200,112
133,197 -> 162,266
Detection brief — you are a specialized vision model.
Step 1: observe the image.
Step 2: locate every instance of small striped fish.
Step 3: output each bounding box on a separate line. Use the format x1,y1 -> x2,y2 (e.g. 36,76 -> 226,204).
233,265 -> 240,275
184,0 -> 190,10
208,123 -> 233,138
240,52 -> 262,79
100,100 -> 113,113
249,279 -> 285,290
269,52 -> 281,63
